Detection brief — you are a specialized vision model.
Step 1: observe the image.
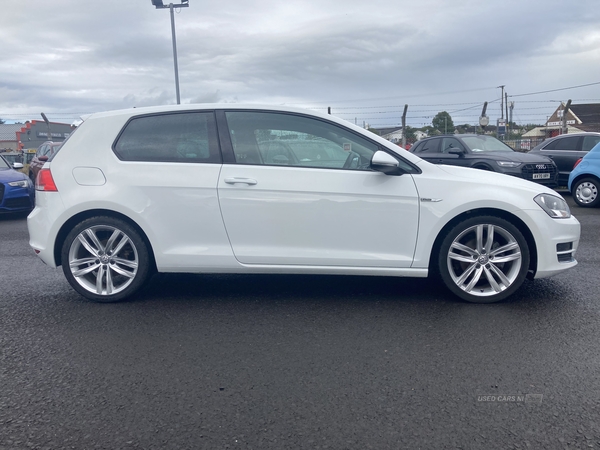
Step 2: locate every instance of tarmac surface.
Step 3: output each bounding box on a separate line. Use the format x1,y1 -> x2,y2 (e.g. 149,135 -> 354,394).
1,193 -> 600,449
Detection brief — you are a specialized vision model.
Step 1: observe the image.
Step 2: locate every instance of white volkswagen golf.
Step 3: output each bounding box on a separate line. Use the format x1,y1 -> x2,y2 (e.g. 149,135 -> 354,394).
27,105 -> 580,303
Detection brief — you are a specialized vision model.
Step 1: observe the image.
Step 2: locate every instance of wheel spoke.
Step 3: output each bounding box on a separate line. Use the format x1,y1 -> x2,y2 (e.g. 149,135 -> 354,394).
96,265 -> 105,294
77,234 -> 100,257
476,225 -> 484,253
488,263 -> 512,288
70,257 -> 97,268
110,264 -> 136,278
72,263 -> 101,278
464,265 -> 484,292
489,241 -> 519,257
454,262 -> 478,287
112,257 -> 138,270
484,225 -> 494,254
450,241 -> 479,258
449,252 -> 476,264
483,266 -> 502,292
111,234 -> 130,256
106,266 -> 113,295
85,229 -> 105,254
105,230 -> 122,254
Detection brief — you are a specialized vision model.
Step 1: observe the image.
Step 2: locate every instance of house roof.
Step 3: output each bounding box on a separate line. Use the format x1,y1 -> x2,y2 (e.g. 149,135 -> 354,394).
371,127 -> 402,136
546,103 -> 600,132
0,124 -> 24,141
570,104 -> 600,126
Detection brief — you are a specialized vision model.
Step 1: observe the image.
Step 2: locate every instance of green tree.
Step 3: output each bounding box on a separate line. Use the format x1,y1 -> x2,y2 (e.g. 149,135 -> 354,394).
403,125 -> 417,143
432,111 -> 454,135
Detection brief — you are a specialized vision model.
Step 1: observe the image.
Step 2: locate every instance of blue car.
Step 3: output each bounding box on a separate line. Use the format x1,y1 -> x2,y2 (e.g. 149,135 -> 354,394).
568,142 -> 600,207
0,154 -> 35,214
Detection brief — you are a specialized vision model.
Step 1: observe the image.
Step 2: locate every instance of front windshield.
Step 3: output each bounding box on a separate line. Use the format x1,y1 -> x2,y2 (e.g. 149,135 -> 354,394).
461,136 -> 514,152
0,156 -> 10,170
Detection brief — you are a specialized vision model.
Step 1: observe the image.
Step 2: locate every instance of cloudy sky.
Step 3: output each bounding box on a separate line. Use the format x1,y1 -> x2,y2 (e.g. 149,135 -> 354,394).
1,0 -> 599,128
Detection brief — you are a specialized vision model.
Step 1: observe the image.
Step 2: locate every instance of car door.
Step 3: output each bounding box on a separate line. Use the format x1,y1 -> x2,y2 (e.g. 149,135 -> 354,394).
216,110 -> 420,268
538,136 -> 582,183
110,111 -> 232,269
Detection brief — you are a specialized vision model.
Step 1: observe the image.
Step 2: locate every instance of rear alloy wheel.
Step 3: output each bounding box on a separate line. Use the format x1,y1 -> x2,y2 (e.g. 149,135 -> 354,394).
572,177 -> 600,207
61,216 -> 151,302
438,216 -> 530,303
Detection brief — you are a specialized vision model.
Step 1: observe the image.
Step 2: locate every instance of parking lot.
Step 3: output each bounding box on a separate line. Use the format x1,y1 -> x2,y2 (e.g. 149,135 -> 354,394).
1,193 -> 600,449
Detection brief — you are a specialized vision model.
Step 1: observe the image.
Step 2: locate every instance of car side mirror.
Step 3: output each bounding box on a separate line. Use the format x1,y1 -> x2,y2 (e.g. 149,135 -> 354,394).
448,149 -> 465,157
371,151 -> 405,176
13,162 -> 24,170
38,156 -> 49,162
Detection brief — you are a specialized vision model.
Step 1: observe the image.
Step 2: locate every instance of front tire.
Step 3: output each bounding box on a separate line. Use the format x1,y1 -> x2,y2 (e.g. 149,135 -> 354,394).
61,216 -> 151,302
438,216 -> 530,303
571,177 -> 600,207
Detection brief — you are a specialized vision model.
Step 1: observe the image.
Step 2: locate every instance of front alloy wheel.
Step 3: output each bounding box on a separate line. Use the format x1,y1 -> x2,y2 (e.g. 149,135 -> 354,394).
439,216 -> 530,303
61,217 -> 151,302
572,178 -> 600,207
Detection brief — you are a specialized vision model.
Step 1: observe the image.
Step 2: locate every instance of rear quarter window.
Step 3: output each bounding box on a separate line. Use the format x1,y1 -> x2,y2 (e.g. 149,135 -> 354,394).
113,112 -> 221,163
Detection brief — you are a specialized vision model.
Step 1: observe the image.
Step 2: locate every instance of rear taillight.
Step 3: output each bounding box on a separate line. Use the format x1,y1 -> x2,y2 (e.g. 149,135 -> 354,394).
573,158 -> 583,169
36,168 -> 58,192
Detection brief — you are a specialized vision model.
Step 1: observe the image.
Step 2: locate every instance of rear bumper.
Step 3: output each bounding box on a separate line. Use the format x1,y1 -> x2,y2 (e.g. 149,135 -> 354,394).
27,192 -> 66,268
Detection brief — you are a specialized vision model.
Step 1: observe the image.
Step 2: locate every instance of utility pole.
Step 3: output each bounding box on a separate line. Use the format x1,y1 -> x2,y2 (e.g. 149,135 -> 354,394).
505,92 -> 509,126
562,99 -> 572,135
497,85 -> 505,120
401,104 -> 408,148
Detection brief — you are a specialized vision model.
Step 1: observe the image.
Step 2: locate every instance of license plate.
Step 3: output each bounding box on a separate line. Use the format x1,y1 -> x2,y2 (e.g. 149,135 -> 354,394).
533,173 -> 550,180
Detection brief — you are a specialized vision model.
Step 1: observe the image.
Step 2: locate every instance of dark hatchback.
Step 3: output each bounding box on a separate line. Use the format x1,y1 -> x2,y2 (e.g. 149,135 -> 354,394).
410,134 -> 558,187
528,132 -> 600,186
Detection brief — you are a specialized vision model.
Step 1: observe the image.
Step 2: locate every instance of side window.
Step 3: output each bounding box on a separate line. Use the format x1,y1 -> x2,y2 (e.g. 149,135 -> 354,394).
582,135 -> 600,152
37,145 -> 47,157
224,111 -> 379,170
543,136 -> 580,151
414,139 -> 440,153
113,112 -> 221,163
440,137 -> 465,153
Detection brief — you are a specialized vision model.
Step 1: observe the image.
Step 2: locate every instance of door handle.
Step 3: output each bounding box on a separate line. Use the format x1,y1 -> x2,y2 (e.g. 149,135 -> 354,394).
224,177 -> 258,185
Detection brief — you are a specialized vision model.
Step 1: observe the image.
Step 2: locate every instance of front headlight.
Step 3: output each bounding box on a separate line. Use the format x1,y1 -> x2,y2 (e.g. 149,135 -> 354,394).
8,180 -> 29,188
534,193 -> 571,218
496,161 -> 521,168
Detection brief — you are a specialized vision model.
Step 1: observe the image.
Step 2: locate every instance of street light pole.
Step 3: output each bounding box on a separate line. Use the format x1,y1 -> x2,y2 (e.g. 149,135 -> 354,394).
151,0 -> 189,104
169,3 -> 181,104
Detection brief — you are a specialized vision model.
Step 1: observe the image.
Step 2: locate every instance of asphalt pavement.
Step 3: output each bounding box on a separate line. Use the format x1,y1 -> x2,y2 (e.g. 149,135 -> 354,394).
1,194 -> 600,449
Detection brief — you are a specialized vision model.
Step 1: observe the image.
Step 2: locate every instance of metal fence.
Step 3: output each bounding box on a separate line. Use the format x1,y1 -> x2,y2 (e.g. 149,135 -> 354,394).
503,138 -> 545,153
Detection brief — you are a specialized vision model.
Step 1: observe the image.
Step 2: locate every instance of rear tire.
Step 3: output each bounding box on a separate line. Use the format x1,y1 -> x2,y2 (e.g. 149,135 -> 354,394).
61,216 -> 151,302
571,177 -> 600,207
438,215 -> 530,303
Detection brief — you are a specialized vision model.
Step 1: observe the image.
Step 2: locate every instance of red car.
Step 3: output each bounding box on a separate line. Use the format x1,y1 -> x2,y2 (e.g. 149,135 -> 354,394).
29,141 -> 62,183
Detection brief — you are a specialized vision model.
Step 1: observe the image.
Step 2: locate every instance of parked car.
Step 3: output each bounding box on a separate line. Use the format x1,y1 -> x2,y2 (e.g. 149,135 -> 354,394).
409,134 -> 558,187
0,154 -> 35,214
28,105 -> 580,304
29,141 -> 62,184
528,132 -> 600,186
568,142 -> 600,207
